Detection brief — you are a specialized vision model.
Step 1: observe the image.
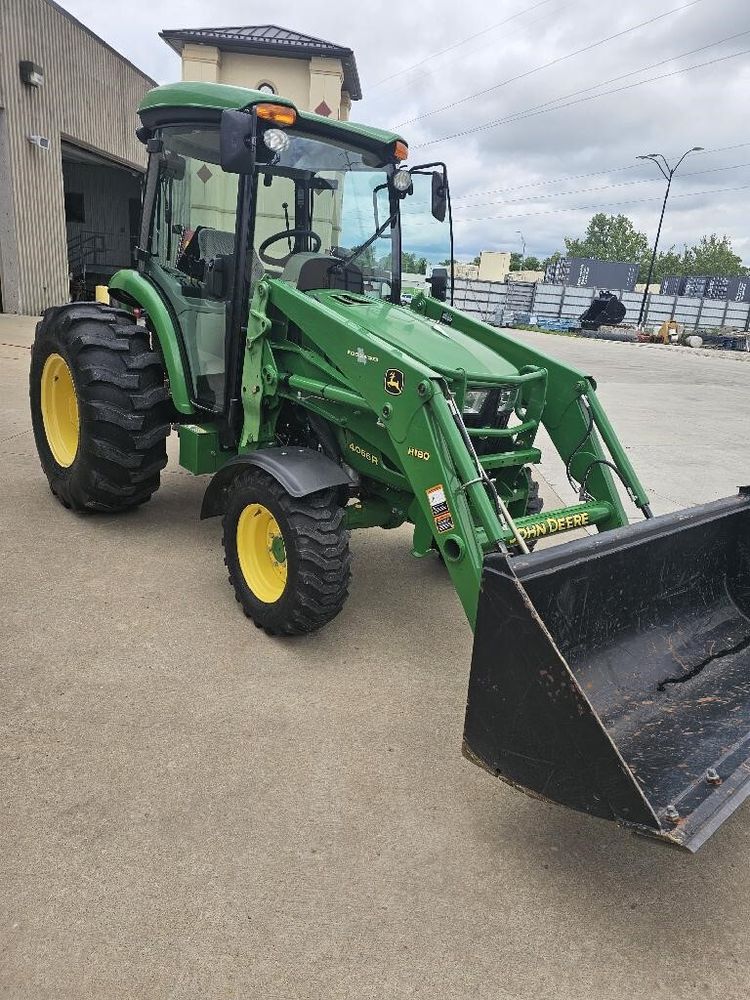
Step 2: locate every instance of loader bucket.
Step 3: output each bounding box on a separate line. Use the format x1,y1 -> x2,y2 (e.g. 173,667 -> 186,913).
464,490 -> 750,851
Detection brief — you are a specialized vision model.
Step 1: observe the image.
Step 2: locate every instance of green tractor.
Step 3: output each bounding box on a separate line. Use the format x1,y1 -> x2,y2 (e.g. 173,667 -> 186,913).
29,82 -> 750,851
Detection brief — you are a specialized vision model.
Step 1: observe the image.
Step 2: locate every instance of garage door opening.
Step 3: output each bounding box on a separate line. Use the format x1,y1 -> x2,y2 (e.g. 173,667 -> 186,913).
62,141 -> 143,300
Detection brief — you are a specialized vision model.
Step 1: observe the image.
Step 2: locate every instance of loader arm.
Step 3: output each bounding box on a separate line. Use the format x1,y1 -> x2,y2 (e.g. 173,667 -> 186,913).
410,292 -> 652,526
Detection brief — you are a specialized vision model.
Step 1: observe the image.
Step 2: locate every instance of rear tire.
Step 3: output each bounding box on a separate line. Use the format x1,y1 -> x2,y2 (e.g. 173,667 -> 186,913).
223,468 -> 351,636
29,303 -> 171,512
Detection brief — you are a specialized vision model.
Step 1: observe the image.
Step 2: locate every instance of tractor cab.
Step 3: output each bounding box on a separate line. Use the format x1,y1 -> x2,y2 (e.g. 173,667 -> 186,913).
132,84 -> 451,415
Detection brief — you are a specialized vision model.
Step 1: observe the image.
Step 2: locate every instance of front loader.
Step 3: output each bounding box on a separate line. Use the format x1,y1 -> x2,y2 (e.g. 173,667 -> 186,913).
29,82 -> 750,851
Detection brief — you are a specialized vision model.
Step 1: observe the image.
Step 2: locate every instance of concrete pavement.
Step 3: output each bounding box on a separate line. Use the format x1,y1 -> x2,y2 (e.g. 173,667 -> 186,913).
2,313 -> 750,999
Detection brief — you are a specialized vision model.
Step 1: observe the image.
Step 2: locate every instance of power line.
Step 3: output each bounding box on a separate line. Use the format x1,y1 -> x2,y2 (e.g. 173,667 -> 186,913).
446,27 -> 750,172
451,142 -> 750,201
366,0 -> 577,109
459,160 -> 750,209
396,0 -> 704,127
451,183 -> 750,224
415,46 -> 750,148
369,0 -> 558,89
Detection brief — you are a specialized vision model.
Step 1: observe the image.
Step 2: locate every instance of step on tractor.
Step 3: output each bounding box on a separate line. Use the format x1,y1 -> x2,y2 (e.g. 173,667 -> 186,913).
30,82 -> 750,852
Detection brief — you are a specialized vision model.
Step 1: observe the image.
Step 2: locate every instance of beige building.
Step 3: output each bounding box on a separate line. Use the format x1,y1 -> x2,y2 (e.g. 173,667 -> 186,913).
478,251 -> 511,282
444,252 -> 517,284
507,270 -> 545,284
450,261 -> 480,280
160,24 -> 362,120
159,25 -> 363,261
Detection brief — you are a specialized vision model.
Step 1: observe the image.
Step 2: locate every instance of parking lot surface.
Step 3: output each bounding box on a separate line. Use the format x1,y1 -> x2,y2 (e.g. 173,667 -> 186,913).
3,313 -> 750,999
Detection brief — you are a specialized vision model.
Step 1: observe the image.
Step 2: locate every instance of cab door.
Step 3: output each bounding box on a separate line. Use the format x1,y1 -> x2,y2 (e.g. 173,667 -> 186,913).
145,124 -> 242,411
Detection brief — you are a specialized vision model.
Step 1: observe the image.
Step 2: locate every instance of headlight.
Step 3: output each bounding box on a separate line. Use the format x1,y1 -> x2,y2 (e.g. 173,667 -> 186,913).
495,386 -> 519,413
393,169 -> 412,193
463,386 -> 519,418
263,128 -> 290,153
464,389 -> 489,415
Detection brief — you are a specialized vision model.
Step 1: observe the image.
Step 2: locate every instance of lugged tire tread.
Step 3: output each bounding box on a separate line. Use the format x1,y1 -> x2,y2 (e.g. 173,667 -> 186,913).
29,303 -> 172,513
222,468 -> 351,636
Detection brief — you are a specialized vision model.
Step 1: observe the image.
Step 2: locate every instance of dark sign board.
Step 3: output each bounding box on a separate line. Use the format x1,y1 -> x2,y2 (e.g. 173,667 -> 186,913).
660,276 -> 750,302
544,257 -> 639,291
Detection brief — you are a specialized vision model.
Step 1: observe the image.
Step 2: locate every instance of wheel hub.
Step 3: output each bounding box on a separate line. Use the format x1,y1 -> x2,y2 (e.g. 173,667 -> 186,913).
40,353 -> 79,468
236,503 -> 288,603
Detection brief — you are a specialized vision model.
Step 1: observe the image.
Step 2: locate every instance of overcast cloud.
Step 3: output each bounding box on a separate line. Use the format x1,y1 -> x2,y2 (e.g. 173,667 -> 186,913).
58,0 -> 750,264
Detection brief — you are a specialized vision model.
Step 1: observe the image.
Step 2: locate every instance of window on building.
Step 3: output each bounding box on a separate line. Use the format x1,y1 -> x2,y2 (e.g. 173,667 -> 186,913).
64,192 -> 85,223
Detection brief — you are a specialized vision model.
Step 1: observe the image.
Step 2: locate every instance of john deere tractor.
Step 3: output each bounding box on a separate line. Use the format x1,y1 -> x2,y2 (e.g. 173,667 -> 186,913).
30,83 -> 750,851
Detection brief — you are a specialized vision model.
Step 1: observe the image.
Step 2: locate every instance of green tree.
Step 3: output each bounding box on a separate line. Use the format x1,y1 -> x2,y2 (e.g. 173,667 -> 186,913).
649,247 -> 685,284
359,246 -> 377,272
683,234 -> 748,277
564,213 -> 650,270
643,236 -> 748,286
399,251 -> 428,273
509,253 -> 543,272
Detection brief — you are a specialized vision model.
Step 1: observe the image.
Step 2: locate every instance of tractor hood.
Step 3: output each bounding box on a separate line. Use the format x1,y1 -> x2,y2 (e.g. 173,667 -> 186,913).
310,291 -> 520,382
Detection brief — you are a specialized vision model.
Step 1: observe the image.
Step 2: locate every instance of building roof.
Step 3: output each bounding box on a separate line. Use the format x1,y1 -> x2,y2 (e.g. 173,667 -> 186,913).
160,24 -> 362,101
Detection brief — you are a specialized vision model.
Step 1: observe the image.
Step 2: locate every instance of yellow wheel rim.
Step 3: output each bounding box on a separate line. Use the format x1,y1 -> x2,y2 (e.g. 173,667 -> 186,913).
236,503 -> 288,603
40,353 -> 79,468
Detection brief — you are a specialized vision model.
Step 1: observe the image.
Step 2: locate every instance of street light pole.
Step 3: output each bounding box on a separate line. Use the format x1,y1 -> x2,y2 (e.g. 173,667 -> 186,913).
636,147 -> 703,326
515,229 -> 526,264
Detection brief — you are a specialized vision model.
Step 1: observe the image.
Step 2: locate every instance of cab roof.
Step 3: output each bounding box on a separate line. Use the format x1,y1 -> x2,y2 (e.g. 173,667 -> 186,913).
138,82 -> 406,154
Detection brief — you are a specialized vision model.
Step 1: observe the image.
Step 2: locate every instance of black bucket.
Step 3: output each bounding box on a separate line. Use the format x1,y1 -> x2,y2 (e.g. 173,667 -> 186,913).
464,490 -> 750,851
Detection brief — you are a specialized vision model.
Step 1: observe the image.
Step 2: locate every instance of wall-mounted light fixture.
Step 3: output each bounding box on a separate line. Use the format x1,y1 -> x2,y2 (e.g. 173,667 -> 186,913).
27,134 -> 50,150
20,61 -> 44,87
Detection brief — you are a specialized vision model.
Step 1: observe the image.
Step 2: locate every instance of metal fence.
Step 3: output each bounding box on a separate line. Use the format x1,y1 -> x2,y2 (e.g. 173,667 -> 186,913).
450,278 -> 750,332
450,278 -> 508,322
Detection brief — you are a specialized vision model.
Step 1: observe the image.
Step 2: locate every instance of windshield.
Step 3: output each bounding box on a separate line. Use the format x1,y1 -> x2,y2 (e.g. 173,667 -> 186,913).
254,129 -> 397,298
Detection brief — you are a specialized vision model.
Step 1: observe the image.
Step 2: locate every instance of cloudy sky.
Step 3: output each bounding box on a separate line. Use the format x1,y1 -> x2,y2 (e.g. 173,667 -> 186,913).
59,0 -> 750,264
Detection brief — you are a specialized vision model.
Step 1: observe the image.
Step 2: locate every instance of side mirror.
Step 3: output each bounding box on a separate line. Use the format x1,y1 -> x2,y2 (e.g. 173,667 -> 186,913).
431,171 -> 447,222
220,109 -> 255,173
427,267 -> 448,302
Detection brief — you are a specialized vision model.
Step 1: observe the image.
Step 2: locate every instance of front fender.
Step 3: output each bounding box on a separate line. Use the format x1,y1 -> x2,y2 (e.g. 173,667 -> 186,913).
109,269 -> 194,415
200,447 -> 351,518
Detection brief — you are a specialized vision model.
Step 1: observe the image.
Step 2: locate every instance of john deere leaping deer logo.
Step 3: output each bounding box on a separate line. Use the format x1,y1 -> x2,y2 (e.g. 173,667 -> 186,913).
384,369 -> 404,395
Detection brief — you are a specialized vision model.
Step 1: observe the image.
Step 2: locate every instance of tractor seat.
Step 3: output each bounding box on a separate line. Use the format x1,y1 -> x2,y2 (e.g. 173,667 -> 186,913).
280,252 -> 364,294
197,228 -> 235,259
196,227 -> 264,291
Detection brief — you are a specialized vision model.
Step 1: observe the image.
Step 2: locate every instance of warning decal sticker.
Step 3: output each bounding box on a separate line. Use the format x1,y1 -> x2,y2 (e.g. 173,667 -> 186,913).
426,484 -> 449,515
426,484 -> 454,533
434,512 -> 455,533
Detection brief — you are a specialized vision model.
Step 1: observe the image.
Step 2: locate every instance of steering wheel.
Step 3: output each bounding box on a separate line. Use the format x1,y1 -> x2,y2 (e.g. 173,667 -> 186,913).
258,228 -> 322,267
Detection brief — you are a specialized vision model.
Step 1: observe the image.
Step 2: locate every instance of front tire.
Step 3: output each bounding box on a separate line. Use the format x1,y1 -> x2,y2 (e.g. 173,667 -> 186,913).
29,303 -> 171,512
525,473 -> 543,519
223,469 -> 351,635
